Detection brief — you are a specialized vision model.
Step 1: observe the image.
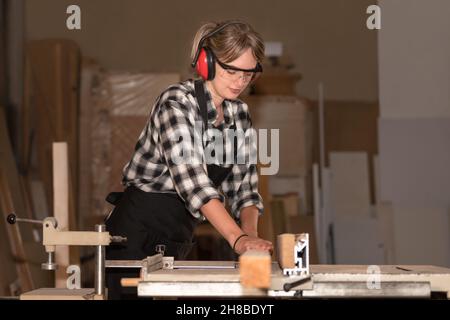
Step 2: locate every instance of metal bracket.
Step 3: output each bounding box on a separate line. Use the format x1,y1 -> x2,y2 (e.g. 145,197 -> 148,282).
283,233 -> 309,276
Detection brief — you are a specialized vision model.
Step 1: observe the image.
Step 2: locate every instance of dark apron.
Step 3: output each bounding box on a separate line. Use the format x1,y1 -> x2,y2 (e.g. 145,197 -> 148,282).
104,79 -> 234,299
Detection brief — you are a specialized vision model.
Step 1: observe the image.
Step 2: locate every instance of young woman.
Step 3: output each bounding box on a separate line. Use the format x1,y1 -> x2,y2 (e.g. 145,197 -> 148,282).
105,20 -> 273,299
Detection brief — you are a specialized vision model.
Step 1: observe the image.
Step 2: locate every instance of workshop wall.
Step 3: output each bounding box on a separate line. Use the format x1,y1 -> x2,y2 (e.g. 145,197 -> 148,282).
378,0 -> 450,266
25,0 -> 378,101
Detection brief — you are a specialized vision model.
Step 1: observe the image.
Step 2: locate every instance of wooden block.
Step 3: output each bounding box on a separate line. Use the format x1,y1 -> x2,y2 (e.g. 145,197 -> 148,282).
239,250 -> 271,289
121,278 -> 140,287
276,233 -> 296,269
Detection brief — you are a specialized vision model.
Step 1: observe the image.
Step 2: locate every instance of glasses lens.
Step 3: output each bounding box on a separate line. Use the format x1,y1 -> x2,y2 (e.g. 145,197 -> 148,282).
224,69 -> 254,83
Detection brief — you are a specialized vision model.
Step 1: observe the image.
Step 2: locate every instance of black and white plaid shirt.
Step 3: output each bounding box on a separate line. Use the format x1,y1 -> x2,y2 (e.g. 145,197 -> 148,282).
122,79 -> 263,220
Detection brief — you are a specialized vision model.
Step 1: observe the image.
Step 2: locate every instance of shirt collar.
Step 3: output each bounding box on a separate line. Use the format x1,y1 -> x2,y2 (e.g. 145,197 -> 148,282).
199,80 -> 234,128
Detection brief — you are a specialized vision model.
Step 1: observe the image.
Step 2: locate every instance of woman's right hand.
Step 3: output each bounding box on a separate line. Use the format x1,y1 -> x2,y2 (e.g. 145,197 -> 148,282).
233,235 -> 273,255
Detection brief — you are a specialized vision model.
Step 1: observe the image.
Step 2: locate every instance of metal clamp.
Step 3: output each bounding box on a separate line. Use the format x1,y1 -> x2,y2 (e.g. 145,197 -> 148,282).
283,233 -> 310,276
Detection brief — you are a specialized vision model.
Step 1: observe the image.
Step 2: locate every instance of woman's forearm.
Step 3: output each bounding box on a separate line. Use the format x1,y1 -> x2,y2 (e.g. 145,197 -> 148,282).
239,205 -> 259,237
200,199 -> 244,247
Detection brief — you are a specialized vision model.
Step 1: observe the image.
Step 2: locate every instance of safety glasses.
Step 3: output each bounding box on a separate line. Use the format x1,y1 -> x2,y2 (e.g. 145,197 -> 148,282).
215,55 -> 263,83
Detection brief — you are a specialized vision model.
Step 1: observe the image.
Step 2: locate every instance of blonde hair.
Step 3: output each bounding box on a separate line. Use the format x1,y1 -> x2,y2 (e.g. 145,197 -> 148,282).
191,20 -> 265,64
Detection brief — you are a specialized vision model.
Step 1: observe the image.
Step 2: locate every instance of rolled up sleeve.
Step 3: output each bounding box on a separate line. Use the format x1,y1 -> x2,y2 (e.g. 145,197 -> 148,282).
222,163 -> 264,220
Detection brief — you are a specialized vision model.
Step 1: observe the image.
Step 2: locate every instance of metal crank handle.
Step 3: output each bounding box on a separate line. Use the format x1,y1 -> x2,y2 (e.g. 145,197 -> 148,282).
7,213 -> 43,225
283,276 -> 312,292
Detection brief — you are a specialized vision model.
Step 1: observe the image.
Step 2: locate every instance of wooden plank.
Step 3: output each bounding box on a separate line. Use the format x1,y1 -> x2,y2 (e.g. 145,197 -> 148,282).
0,107 -> 49,293
52,142 -> 70,288
239,250 -> 271,289
78,59 -> 100,230
0,175 -> 20,296
66,43 -> 80,243
53,141 -> 80,286
27,39 -> 80,234
20,55 -> 33,173
90,72 -> 112,219
0,172 -> 34,292
53,143 -> 69,227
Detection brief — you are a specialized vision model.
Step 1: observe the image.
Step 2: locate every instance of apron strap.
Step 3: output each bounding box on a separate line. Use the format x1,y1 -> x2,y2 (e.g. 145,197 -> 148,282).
194,80 -> 208,131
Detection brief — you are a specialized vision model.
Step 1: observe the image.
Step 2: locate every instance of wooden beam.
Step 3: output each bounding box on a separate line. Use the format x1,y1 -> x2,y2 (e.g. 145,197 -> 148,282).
27,39 -> 80,236
239,250 -> 271,289
276,233 -> 296,269
52,142 -> 69,288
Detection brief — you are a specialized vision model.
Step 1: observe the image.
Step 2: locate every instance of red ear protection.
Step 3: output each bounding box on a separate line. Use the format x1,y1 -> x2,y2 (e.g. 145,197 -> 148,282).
191,21 -> 243,81
195,47 -> 215,81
